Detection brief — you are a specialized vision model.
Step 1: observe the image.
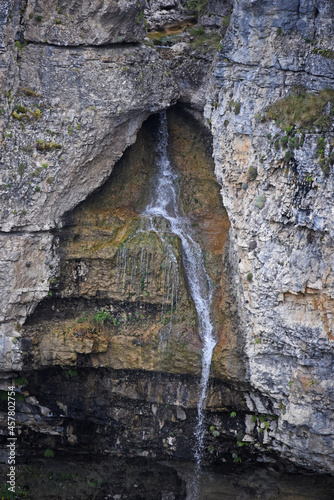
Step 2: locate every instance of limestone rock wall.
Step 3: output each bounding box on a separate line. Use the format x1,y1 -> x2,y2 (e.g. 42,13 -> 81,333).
206,0 -> 334,473
0,0 -> 178,373
22,0 -> 147,45
1,0 -> 334,477
144,0 -> 192,32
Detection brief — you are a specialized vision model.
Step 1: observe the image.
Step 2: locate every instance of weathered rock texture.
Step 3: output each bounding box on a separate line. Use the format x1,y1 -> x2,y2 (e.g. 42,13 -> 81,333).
144,0 -> 193,32
21,109 -> 236,378
145,0 -> 233,111
23,0 -> 147,45
0,0 -> 178,373
0,0 -> 334,480
206,0 -> 334,474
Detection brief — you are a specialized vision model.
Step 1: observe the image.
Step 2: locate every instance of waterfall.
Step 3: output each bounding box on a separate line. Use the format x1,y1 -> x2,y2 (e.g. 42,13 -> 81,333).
144,112 -> 217,498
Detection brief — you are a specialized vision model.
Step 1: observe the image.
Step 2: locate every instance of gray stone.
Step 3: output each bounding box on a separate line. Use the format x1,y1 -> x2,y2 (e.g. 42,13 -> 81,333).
23,0 -> 146,45
206,0 -> 334,474
0,43 -> 178,231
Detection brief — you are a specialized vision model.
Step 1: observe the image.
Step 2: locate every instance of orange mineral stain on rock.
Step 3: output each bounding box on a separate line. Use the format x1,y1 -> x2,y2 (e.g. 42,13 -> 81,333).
22,109 -> 240,382
282,290 -> 334,341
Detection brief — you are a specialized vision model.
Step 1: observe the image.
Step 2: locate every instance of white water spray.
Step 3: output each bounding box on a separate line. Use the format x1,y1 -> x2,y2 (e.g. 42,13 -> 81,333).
144,112 -> 217,497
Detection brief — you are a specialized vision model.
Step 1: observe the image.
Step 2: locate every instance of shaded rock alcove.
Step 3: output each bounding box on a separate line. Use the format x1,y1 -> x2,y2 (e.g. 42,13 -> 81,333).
22,106 -> 239,379
8,106 -> 253,467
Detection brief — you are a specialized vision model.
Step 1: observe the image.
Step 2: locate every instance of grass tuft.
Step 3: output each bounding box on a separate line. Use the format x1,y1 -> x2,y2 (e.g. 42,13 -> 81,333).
266,88 -> 334,132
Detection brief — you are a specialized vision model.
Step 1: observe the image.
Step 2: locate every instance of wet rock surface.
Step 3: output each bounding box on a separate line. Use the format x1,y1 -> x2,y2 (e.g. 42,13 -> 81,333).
0,0 -> 178,373
0,367 -> 248,464
20,109 -> 235,378
175,461 -> 334,500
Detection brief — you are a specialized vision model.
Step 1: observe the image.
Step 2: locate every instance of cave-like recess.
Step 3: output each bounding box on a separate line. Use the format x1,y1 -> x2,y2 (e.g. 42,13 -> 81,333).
7,106 -> 255,471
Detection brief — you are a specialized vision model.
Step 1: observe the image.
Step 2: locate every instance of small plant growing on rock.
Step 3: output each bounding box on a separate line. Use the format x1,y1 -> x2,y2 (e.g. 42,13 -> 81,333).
14,40 -> 27,50
14,377 -> 28,387
246,272 -> 253,282
255,194 -> 266,209
67,369 -> 78,378
267,88 -> 334,132
280,135 -> 288,147
284,150 -> 293,162
44,448 -> 55,458
232,452 -> 242,463
93,308 -> 112,324
289,136 -> 299,149
317,137 -> 326,157
20,87 -> 39,97
229,100 -> 241,114
12,104 -> 41,121
209,425 -> 220,437
319,157 -> 332,176
248,165 -> 257,181
234,102 -> 241,115
18,163 -> 25,176
36,140 -> 61,151
311,47 -> 334,59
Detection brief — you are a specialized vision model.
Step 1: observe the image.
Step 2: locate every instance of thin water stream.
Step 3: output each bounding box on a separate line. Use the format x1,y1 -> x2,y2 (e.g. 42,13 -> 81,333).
144,112 -> 217,498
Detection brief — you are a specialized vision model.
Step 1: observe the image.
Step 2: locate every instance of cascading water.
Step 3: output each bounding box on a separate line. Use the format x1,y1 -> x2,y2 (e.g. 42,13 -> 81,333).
144,112 -> 217,498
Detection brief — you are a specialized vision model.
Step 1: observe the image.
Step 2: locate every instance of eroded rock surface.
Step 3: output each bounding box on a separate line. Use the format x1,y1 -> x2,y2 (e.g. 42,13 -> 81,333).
206,0 -> 334,473
21,109 -> 235,378
0,44 -> 177,231
0,0 -> 334,479
144,0 -> 193,32
0,0 -> 178,372
23,0 -> 147,45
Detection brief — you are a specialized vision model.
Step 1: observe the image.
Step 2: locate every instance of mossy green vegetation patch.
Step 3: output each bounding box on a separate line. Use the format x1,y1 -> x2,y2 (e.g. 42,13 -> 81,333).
189,25 -> 221,51
266,88 -> 334,132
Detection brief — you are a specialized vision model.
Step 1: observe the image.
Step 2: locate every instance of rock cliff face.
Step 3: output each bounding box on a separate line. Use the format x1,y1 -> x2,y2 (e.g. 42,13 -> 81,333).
206,0 -> 334,473
0,0 -> 334,481
0,0 -> 178,373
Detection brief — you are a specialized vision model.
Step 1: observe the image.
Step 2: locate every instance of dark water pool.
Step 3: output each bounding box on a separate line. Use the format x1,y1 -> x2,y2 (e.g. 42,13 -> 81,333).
1,457 -> 333,499
170,461 -> 334,500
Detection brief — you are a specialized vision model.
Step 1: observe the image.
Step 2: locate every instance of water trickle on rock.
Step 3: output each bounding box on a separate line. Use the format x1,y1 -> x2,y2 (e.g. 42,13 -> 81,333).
144,111 -> 217,498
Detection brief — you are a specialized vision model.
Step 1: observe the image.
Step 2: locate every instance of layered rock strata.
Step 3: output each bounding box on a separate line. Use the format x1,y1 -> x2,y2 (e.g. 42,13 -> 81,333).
0,0 -> 333,478
0,0 -> 178,373
206,0 -> 334,473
